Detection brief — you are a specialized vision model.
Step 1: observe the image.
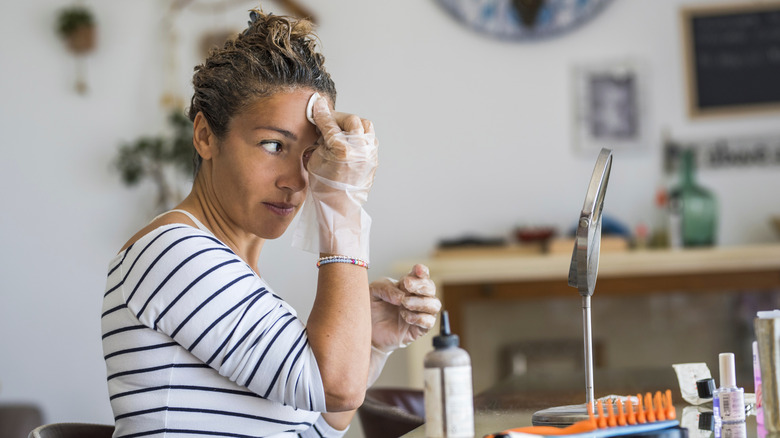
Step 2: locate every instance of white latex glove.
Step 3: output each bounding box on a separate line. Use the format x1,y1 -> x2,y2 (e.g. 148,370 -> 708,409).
370,264 -> 440,351
367,346 -> 392,388
366,264 -> 441,386
292,93 -> 378,262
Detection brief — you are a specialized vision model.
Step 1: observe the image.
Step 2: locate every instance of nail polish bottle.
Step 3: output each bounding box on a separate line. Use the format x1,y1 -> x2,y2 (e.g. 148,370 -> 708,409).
713,352 -> 745,424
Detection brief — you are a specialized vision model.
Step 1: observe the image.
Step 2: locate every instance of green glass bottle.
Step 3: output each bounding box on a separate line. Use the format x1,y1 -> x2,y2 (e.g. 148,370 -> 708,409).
668,149 -> 717,247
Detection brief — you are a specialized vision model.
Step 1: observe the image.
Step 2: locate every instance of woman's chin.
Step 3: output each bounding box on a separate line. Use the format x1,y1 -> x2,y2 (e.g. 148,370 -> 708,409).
257,223 -> 292,241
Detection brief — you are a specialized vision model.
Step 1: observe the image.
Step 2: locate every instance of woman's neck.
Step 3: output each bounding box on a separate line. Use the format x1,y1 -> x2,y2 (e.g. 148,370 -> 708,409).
178,174 -> 265,273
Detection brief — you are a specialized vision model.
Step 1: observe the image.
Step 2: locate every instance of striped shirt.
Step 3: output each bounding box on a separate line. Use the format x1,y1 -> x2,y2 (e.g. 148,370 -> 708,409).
101,224 -> 346,438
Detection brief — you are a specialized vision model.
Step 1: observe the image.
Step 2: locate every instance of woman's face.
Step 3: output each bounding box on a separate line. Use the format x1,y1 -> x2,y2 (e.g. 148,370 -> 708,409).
209,88 -> 324,240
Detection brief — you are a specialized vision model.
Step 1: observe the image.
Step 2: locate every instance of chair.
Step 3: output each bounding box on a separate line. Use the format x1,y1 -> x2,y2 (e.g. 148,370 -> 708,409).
357,387 -> 424,438
0,404 -> 44,438
28,423 -> 114,438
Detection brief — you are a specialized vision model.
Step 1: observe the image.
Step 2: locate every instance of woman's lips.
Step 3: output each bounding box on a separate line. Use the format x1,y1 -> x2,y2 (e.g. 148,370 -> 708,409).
264,202 -> 296,216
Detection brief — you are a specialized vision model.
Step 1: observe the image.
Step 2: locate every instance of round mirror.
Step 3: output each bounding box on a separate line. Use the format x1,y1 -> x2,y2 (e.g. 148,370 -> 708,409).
568,148 -> 612,297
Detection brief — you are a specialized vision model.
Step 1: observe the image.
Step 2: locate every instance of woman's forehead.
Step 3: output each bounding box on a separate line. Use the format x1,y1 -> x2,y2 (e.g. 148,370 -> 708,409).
235,92 -> 301,127
226,90 -> 321,138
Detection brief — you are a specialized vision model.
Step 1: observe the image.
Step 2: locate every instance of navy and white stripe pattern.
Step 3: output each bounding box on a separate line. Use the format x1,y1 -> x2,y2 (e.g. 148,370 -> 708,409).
102,225 -> 345,438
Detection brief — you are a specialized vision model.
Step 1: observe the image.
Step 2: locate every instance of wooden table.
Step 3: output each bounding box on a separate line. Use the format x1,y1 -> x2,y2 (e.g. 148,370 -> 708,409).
417,244 -> 780,348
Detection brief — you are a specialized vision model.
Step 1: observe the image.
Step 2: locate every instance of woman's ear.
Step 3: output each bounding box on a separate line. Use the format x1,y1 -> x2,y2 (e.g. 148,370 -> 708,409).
192,112 -> 216,161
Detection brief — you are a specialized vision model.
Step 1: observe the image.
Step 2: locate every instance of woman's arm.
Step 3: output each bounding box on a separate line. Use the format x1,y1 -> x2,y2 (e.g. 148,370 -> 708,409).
306,262 -> 371,414
319,410 -> 358,434
300,95 -> 378,415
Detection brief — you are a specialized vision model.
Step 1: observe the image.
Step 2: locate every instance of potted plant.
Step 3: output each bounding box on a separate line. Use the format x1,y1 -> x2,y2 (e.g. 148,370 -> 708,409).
56,5 -> 96,54
115,111 -> 195,212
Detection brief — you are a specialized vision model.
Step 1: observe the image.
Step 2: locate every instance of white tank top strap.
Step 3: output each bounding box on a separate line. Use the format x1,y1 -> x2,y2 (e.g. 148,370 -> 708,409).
153,209 -> 211,233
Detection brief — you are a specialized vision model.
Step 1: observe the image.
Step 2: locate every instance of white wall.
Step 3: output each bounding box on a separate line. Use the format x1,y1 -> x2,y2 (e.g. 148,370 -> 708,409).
1,0 -> 778,432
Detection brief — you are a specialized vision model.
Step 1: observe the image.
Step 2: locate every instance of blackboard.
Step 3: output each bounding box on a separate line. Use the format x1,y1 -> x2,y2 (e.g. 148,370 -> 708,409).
681,2 -> 780,117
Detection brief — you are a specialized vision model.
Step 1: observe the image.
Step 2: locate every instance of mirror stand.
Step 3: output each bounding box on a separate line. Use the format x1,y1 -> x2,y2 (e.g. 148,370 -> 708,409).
531,148 -> 612,427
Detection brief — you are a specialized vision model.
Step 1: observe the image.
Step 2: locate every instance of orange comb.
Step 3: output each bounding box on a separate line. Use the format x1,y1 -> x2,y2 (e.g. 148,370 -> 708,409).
485,391 -> 677,437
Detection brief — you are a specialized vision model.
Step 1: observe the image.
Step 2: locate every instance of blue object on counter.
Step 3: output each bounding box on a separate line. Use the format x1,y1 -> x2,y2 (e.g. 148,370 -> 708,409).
493,420 -> 681,438
566,214 -> 631,238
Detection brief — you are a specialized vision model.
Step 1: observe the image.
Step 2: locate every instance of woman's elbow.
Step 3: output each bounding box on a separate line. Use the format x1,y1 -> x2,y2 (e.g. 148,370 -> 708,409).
323,380 -> 367,411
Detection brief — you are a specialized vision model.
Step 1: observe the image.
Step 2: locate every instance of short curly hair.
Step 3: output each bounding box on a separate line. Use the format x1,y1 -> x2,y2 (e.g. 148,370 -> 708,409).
188,9 -> 337,172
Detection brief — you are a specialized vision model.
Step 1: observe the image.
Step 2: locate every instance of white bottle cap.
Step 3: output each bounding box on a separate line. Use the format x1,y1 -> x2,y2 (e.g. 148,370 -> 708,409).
719,352 -> 737,388
757,310 -> 780,319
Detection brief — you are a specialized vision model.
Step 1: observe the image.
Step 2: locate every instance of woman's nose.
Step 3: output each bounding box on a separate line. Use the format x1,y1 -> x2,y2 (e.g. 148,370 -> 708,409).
277,158 -> 307,192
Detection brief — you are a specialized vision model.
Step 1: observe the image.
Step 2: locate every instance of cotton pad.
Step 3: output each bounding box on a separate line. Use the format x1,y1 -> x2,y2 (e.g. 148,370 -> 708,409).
306,92 -> 318,125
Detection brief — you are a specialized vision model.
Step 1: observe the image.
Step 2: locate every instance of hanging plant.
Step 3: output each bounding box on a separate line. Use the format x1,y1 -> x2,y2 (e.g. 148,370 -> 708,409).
56,4 -> 97,94
114,111 -> 195,213
56,5 -> 96,54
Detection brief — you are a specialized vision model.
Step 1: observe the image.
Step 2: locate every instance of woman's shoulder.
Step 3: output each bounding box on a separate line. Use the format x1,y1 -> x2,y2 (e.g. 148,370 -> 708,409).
118,211 -> 205,254
112,218 -> 239,279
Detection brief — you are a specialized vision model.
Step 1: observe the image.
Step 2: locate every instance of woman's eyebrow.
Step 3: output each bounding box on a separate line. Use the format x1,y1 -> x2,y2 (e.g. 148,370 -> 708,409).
253,126 -> 297,140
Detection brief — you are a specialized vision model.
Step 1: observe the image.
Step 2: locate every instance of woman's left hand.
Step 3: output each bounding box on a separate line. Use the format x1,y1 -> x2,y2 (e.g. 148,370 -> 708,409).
298,93 -> 378,261
369,264 -> 441,353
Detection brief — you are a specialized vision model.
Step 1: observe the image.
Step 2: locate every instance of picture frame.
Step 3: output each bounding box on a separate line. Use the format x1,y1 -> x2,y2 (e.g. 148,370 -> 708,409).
572,58 -> 646,154
680,2 -> 780,118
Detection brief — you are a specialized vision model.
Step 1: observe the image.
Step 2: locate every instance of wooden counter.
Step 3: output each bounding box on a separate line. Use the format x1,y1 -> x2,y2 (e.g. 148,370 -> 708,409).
411,244 -> 780,348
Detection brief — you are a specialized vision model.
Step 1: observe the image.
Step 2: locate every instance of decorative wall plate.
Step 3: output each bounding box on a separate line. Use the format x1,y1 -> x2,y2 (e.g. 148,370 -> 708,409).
436,0 -> 613,41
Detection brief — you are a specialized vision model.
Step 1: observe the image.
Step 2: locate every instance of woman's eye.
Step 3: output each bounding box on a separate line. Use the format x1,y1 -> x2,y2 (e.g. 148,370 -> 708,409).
260,141 -> 283,153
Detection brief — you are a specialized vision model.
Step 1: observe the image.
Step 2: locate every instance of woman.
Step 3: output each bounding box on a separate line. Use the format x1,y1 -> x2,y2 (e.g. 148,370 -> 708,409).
101,10 -> 440,438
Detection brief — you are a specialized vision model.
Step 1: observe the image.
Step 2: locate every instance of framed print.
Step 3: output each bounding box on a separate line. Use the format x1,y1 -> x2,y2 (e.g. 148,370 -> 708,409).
573,59 -> 645,153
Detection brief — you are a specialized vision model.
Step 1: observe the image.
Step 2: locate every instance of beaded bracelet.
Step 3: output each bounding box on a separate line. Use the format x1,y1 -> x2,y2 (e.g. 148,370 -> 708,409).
317,255 -> 370,269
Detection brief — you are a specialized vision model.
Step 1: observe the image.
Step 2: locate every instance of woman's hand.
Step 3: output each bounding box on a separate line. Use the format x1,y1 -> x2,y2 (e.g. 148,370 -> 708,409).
365,264 -> 440,387
370,264 -> 441,352
308,94 -> 378,188
293,93 -> 378,261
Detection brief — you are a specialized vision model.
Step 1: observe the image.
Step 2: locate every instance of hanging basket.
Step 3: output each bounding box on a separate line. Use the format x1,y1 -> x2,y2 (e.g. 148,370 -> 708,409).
65,24 -> 96,54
